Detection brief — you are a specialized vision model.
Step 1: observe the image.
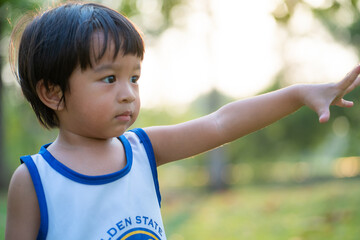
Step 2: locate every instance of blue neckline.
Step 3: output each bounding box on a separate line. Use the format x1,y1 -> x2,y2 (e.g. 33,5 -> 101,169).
38,135 -> 133,185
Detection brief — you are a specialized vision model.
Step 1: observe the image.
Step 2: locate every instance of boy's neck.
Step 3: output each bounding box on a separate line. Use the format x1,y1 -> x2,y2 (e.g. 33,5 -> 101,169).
45,130 -> 127,176
51,130 -> 116,150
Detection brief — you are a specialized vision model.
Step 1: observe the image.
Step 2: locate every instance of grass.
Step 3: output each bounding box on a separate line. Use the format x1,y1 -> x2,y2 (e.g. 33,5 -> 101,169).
161,178 -> 360,240
1,178 -> 359,239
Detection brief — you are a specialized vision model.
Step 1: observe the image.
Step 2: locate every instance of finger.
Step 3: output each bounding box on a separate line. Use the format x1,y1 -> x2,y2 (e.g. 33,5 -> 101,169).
344,75 -> 360,95
334,98 -> 354,108
338,64 -> 360,91
318,108 -> 330,123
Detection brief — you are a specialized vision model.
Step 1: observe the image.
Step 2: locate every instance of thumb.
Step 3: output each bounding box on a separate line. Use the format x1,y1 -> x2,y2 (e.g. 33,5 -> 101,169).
318,108 -> 330,123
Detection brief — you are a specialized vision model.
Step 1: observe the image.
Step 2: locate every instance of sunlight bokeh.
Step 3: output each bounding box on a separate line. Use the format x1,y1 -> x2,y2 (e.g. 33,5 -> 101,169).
136,0 -> 358,108
3,0 -> 358,109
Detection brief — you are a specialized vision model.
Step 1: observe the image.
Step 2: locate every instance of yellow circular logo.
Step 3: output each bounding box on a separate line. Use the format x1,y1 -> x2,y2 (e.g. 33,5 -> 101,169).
118,228 -> 161,240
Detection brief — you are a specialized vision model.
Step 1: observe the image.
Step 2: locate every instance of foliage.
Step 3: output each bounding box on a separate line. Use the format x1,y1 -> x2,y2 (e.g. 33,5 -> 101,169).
0,0 -> 43,33
0,192 -> 6,237
0,0 -> 45,189
273,0 -> 360,54
3,85 -> 56,174
119,0 -> 184,35
268,0 -> 360,162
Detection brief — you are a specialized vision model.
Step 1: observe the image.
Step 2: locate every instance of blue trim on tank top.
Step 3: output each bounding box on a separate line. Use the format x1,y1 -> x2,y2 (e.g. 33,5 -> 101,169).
38,135 -> 133,185
20,155 -> 49,240
130,128 -> 162,207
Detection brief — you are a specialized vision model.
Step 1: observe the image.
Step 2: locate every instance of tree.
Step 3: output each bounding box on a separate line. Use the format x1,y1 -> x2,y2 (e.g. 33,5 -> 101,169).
0,0 -> 49,189
271,0 -> 360,156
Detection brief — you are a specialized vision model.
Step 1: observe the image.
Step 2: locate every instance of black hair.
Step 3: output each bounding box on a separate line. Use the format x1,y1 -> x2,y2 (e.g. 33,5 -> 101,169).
10,2 -> 145,128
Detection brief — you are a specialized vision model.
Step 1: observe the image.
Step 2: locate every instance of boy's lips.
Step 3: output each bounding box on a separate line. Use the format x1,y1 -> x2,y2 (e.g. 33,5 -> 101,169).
115,111 -> 132,121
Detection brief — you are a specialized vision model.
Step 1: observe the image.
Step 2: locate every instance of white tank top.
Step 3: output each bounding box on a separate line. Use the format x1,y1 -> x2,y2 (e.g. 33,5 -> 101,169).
21,128 -> 166,240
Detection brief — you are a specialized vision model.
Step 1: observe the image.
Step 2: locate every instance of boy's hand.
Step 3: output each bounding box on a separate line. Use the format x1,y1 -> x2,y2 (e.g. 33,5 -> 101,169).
146,64 -> 360,165
303,65 -> 360,123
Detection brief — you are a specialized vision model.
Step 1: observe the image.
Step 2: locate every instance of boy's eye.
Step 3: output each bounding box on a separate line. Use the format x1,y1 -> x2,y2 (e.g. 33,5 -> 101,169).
131,76 -> 140,84
102,75 -> 116,83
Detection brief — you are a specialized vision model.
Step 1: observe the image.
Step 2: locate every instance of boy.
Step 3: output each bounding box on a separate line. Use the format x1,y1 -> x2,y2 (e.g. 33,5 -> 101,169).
6,2 -> 360,240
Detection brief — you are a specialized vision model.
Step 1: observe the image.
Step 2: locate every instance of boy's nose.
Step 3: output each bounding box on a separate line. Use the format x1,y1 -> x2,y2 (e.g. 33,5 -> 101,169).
117,82 -> 136,103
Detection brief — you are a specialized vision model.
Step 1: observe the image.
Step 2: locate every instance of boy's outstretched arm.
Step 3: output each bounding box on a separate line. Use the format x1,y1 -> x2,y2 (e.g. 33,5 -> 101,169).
145,65 -> 360,166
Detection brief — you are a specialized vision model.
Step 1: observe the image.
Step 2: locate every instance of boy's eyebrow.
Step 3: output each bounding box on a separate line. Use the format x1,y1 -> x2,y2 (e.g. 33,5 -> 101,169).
93,63 -> 141,72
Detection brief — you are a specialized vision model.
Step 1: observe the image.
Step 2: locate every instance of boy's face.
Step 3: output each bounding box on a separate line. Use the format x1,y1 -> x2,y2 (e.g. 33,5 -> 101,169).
57,35 -> 141,139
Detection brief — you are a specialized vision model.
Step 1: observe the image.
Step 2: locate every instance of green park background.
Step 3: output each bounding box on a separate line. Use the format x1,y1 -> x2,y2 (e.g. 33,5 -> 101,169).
1,0 -> 360,239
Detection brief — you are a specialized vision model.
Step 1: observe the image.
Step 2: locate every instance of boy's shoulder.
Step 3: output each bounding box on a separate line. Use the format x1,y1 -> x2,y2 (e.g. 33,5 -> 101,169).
8,164 -> 36,199
10,164 -> 33,188
6,164 -> 41,239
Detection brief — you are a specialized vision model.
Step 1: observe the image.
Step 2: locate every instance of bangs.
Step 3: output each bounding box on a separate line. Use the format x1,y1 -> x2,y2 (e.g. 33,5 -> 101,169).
75,4 -> 144,70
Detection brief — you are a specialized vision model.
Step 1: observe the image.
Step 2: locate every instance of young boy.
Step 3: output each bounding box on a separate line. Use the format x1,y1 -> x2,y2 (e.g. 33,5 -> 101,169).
6,2 -> 360,240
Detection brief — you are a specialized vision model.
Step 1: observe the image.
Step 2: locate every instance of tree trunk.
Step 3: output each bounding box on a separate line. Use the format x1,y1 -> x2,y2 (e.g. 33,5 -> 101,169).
207,90 -> 228,191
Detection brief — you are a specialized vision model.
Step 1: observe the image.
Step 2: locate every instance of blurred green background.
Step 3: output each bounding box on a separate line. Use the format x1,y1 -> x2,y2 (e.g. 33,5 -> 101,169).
1,0 -> 360,239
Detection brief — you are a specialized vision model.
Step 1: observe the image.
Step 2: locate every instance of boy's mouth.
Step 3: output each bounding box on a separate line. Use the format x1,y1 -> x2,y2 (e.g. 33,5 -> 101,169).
115,111 -> 132,122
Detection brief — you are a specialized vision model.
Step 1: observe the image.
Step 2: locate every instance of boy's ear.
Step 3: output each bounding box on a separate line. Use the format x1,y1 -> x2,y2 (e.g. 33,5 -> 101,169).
36,80 -> 64,111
